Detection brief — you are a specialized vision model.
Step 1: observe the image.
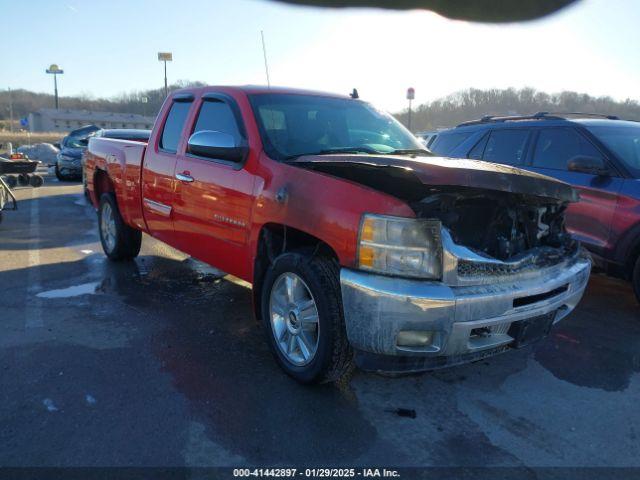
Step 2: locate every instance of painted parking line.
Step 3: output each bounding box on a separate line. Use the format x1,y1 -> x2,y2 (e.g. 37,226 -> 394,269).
25,187 -> 43,329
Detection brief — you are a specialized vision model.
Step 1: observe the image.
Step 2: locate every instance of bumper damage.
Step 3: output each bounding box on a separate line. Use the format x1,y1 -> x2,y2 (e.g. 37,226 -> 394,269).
340,251 -> 591,373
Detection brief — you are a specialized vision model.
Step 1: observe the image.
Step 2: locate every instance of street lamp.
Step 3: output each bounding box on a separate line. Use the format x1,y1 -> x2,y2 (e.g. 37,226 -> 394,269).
157,52 -> 173,98
141,96 -> 148,117
406,87 -> 415,132
46,64 -> 64,110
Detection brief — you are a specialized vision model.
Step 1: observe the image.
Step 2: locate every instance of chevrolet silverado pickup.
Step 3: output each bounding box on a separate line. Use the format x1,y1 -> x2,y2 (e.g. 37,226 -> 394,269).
85,86 -> 591,383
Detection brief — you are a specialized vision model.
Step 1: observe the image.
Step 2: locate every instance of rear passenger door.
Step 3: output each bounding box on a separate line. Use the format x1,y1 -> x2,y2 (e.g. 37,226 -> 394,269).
172,93 -> 255,278
141,94 -> 193,244
527,127 -> 623,254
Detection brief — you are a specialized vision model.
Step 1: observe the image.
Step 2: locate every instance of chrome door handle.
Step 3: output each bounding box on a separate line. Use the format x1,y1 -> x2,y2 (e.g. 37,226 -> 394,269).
176,173 -> 194,183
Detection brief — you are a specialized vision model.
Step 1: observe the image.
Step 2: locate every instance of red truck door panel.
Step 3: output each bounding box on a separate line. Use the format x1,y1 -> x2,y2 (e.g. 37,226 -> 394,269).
141,96 -> 193,243
527,127 -> 623,255
171,95 -> 254,278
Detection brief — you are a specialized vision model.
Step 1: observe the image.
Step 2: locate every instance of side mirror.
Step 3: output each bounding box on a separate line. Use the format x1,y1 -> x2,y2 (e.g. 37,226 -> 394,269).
567,155 -> 609,176
187,130 -> 247,163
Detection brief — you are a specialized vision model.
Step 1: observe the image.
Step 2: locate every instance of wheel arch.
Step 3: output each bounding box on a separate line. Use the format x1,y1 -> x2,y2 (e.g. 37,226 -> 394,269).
92,168 -> 115,209
251,223 -> 340,322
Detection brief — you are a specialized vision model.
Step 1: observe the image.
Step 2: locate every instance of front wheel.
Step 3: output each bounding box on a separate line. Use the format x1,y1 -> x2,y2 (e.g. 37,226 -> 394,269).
261,252 -> 353,384
98,193 -> 141,261
54,164 -> 66,181
632,256 -> 640,305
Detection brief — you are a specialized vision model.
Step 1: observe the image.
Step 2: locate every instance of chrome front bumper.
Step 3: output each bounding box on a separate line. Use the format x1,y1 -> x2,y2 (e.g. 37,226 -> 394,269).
340,253 -> 591,364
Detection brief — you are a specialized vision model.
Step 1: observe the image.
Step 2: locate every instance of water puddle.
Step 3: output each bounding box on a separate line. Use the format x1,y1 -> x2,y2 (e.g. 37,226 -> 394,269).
37,282 -> 101,299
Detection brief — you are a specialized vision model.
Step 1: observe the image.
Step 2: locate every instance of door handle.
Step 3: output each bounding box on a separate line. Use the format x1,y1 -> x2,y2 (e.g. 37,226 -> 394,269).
176,172 -> 194,183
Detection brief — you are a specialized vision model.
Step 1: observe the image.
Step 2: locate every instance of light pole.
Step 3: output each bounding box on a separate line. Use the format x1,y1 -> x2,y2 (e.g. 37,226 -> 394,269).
8,88 -> 13,133
406,87 -> 415,132
157,52 -> 173,98
141,96 -> 148,117
46,64 -> 64,109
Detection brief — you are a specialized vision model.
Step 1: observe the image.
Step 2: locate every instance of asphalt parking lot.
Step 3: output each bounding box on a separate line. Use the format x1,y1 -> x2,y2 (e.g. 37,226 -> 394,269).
1,171 -> 639,471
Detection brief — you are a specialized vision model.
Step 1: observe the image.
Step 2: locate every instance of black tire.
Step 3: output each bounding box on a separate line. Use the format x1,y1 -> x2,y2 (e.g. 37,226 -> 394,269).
633,256 -> 640,305
260,252 -> 353,384
29,175 -> 44,188
98,192 -> 142,261
4,176 -> 17,189
55,164 -> 66,181
17,174 -> 29,187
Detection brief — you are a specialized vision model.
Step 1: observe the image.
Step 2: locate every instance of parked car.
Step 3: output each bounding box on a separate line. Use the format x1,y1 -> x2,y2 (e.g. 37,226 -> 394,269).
16,143 -> 60,166
55,125 -> 100,181
81,129 -> 151,195
84,87 -> 590,383
415,130 -> 439,149
430,112 -> 640,303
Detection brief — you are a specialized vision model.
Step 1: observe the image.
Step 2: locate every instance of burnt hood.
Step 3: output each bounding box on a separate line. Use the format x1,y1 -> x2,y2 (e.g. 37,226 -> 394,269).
291,154 -> 578,203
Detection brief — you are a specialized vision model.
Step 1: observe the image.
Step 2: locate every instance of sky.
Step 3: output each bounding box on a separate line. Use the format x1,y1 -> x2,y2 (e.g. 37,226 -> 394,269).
0,0 -> 638,112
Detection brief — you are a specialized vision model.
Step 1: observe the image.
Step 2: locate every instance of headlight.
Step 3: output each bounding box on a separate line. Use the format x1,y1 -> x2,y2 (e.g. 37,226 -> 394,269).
357,214 -> 442,279
57,153 -> 76,162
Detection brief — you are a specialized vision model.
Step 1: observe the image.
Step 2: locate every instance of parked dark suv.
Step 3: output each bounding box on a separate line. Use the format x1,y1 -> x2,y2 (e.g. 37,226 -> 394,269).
430,112 -> 640,303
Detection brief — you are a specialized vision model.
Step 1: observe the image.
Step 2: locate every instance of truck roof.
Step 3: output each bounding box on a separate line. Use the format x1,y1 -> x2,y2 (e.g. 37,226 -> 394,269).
170,85 -> 352,99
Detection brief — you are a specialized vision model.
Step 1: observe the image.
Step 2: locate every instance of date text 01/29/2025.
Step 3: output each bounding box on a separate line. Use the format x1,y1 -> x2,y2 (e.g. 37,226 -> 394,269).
232,468 -> 401,478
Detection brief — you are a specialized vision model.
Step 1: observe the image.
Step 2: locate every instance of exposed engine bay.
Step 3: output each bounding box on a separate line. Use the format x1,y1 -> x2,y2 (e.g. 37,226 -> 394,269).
292,154 -> 580,266
411,188 -> 577,261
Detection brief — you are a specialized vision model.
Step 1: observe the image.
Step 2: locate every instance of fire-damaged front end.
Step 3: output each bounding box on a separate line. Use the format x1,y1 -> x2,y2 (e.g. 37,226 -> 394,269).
294,155 -> 591,373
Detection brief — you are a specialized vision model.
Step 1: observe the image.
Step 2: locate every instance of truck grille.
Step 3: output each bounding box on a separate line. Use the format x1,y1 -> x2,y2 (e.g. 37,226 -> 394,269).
457,257 -> 536,278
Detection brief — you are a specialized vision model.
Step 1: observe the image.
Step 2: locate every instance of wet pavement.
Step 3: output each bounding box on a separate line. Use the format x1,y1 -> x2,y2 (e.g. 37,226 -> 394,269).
0,173 -> 639,469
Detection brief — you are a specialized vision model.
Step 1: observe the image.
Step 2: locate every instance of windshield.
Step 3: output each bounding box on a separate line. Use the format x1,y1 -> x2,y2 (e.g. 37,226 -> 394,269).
249,93 -> 423,160
63,135 -> 91,149
587,125 -> 640,177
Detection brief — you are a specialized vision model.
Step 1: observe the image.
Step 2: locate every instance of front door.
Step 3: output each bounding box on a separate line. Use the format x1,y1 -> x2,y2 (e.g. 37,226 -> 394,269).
527,127 -> 623,255
171,94 -> 255,278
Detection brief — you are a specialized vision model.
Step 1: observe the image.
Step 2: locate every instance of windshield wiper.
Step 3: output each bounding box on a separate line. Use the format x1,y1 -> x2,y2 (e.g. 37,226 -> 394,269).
386,148 -> 432,156
285,146 -> 380,160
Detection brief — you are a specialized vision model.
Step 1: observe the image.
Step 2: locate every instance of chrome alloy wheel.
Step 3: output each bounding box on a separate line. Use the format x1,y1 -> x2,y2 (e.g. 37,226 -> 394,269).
100,202 -> 116,254
269,272 -> 320,366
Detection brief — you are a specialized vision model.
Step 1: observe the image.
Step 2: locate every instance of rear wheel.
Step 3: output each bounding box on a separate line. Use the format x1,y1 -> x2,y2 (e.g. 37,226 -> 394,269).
98,193 -> 141,261
632,256 -> 640,304
261,252 -> 353,384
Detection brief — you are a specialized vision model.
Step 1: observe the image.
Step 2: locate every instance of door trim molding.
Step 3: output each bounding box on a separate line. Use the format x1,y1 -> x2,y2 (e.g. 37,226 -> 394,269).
143,198 -> 172,217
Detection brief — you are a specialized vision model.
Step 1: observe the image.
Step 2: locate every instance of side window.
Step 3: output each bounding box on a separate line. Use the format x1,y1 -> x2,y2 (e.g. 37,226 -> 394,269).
482,129 -> 530,165
160,101 -> 192,153
429,131 -> 473,155
192,100 -> 241,144
468,132 -> 489,160
532,128 -> 604,171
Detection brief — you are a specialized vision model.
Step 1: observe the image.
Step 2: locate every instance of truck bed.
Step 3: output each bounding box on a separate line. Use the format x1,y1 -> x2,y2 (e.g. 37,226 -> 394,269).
86,136 -> 148,232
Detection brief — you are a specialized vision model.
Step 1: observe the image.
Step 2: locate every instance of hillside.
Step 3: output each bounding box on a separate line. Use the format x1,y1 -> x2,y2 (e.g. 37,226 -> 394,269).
1,85 -> 639,134
0,81 -> 205,122
395,87 -> 640,131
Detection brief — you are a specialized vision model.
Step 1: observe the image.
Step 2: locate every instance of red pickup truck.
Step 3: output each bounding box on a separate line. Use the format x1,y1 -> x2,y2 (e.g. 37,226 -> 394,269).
85,86 -> 591,383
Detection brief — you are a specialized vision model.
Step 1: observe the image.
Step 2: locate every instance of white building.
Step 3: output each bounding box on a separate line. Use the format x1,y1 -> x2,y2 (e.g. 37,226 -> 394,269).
28,108 -> 155,133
